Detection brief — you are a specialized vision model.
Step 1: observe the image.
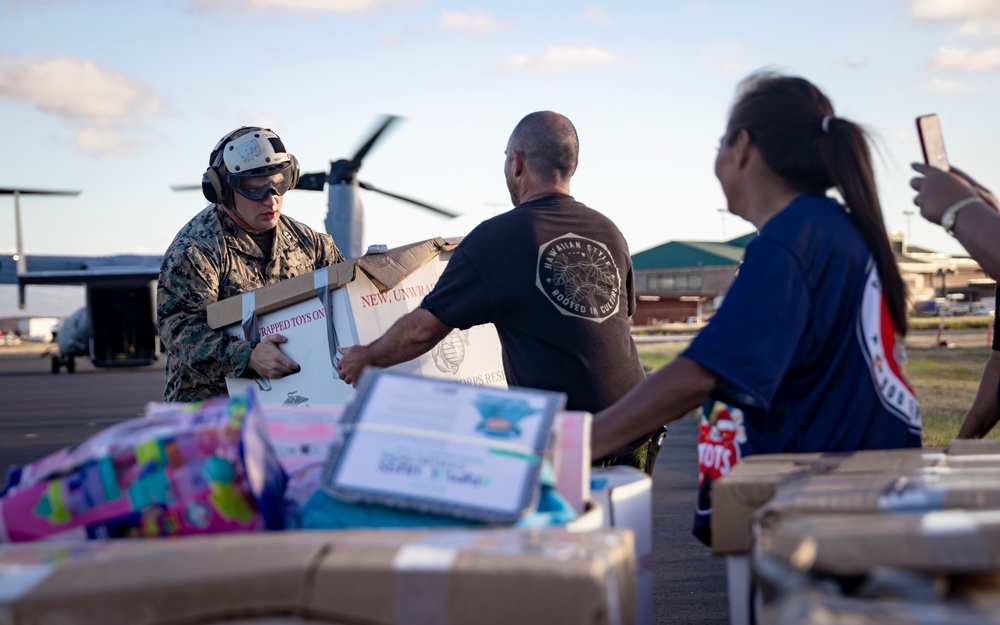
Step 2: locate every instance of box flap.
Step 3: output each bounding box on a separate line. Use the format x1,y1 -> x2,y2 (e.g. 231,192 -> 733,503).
355,237 -> 450,292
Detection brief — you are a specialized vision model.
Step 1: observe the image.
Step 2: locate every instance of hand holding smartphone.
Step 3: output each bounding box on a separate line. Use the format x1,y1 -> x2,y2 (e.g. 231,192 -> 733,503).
916,114 -> 949,170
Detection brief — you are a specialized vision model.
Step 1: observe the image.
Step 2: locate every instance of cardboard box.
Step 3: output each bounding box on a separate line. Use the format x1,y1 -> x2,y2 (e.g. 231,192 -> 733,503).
754,508 -> 1000,576
0,528 -> 636,625
208,238 -> 506,407
762,592 -> 1000,625
591,466 -> 653,625
946,438 -> 1000,456
711,448 -> 955,556
762,468 -> 1000,516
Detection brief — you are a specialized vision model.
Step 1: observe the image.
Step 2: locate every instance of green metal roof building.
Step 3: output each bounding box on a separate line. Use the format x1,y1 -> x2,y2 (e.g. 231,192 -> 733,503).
629,233 -> 755,324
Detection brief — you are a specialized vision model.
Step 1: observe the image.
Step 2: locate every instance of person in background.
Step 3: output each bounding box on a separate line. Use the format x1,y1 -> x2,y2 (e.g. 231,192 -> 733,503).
158,127 -> 344,403
911,163 -> 1000,439
337,111 -> 660,473
592,72 -> 922,498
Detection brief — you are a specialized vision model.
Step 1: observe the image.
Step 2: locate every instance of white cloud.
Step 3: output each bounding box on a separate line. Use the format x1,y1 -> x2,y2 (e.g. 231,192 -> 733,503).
909,0 -> 1000,22
955,20 -> 1000,38
0,56 -> 166,155
192,0 -> 386,15
835,56 -> 868,69
701,60 -> 745,73
579,7 -> 612,27
919,77 -> 981,92
928,45 -> 1000,71
76,126 -> 144,155
438,9 -> 509,33
496,46 -> 626,73
701,40 -> 745,55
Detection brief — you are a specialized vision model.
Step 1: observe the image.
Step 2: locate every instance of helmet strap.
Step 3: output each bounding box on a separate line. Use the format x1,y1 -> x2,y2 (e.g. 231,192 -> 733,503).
221,203 -> 270,235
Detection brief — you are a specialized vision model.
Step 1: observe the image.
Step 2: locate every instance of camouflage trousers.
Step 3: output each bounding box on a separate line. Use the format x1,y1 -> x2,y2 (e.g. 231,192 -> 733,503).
592,433 -> 662,476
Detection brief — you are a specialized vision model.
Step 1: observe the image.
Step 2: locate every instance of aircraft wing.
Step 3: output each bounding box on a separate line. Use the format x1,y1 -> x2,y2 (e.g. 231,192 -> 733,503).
16,266 -> 161,286
0,254 -> 162,285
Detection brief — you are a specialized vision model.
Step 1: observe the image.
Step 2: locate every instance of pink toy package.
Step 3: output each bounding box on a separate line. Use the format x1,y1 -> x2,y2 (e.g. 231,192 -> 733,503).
0,390 -> 285,543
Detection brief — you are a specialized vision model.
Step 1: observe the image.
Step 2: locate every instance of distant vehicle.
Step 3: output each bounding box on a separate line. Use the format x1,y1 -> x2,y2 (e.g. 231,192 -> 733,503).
17,317 -> 58,342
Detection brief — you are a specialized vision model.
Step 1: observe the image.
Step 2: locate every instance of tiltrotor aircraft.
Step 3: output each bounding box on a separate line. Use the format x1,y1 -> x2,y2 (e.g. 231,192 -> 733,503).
1,116 -> 458,373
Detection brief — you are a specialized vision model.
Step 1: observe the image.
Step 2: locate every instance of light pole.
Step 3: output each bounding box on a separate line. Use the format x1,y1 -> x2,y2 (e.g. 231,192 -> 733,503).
902,210 -> 915,252
717,208 -> 727,240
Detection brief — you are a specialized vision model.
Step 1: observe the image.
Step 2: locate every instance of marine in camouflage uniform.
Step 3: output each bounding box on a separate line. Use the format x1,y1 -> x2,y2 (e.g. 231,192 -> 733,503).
157,126 -> 344,402
157,205 -> 343,402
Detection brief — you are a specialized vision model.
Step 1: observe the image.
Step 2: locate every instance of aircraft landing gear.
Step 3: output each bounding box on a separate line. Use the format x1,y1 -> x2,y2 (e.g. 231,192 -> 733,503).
51,354 -> 76,374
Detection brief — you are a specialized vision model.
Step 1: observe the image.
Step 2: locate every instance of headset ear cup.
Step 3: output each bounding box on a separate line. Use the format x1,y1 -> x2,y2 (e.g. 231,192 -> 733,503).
288,154 -> 300,189
202,167 -> 223,204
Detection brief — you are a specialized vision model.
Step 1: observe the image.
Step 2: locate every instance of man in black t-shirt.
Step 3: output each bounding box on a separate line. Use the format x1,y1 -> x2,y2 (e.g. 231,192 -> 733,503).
337,111 -> 657,472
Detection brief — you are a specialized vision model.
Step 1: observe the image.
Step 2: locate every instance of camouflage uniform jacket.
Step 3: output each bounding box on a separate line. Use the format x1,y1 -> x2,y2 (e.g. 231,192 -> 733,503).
157,204 -> 345,402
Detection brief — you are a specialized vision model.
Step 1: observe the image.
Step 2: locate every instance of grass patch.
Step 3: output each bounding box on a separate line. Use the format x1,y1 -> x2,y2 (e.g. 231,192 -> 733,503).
908,316 -> 993,331
635,341 -> 688,374
636,341 -> 998,448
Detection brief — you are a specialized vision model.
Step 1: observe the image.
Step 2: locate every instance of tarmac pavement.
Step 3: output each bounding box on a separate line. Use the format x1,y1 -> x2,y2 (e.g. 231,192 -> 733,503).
0,347 -> 730,624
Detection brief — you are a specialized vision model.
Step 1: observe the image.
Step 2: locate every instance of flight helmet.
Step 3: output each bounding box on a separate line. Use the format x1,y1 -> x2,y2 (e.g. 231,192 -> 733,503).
202,127 -> 300,205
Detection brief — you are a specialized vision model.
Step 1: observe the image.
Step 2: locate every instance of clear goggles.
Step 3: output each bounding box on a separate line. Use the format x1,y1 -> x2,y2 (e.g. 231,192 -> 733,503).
228,172 -> 293,201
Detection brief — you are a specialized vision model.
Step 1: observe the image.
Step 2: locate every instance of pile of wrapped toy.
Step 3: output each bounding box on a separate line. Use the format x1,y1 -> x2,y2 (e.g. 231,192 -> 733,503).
0,387 -> 584,543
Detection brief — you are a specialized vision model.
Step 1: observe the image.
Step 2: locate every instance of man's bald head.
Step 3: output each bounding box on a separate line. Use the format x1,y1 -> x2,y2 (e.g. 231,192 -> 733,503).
507,111 -> 579,184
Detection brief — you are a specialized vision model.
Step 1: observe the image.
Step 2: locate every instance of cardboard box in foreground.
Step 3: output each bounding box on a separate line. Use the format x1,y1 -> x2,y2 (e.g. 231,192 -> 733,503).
0,528 -> 636,625
208,238 -> 506,407
591,466 -> 654,625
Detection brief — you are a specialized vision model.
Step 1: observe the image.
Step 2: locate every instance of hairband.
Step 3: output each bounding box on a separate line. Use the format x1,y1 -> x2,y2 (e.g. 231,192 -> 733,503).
821,116 -> 834,133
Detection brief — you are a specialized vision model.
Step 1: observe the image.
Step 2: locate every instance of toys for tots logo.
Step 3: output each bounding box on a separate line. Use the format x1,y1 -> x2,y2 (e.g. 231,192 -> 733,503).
536,233 -> 621,322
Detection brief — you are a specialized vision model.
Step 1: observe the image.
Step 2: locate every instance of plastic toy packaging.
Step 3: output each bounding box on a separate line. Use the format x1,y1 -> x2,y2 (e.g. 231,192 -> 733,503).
0,389 -> 286,542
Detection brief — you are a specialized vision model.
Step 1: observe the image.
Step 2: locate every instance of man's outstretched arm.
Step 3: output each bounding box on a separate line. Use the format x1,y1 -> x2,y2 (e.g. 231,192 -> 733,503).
337,308 -> 453,385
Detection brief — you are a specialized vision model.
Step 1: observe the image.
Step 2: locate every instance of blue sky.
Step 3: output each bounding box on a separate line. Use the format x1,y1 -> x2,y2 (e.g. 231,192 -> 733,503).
2,0 -> 999,317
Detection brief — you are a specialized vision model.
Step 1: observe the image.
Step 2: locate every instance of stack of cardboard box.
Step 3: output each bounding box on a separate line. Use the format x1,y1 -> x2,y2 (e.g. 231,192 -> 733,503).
711,441 -> 1000,625
0,528 -> 637,625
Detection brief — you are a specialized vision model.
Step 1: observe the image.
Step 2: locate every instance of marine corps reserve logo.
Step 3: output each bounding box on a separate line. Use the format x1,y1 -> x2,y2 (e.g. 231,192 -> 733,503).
536,233 -> 621,322
431,329 -> 471,374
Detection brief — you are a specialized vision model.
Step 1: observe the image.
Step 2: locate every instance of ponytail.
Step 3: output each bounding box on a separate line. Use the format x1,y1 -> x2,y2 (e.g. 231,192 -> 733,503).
826,120 -> 909,335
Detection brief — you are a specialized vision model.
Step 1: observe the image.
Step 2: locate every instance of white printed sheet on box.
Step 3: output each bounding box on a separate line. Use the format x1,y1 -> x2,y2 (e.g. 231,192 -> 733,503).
343,251 -> 507,389
225,295 -> 357,407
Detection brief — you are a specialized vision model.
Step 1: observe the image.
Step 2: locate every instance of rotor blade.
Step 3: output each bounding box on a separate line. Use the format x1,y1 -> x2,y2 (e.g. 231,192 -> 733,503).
170,184 -> 202,192
358,181 -> 460,218
295,171 -> 328,191
0,187 -> 80,196
350,115 -> 401,167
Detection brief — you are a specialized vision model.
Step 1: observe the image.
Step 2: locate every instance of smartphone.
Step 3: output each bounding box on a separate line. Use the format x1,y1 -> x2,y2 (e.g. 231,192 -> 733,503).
916,114 -> 949,170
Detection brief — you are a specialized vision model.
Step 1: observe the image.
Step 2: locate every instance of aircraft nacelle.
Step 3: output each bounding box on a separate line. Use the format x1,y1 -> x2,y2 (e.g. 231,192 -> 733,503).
325,182 -> 365,260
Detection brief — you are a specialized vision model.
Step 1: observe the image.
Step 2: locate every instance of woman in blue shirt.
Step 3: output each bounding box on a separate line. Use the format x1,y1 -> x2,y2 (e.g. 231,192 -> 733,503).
593,72 -> 921,463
